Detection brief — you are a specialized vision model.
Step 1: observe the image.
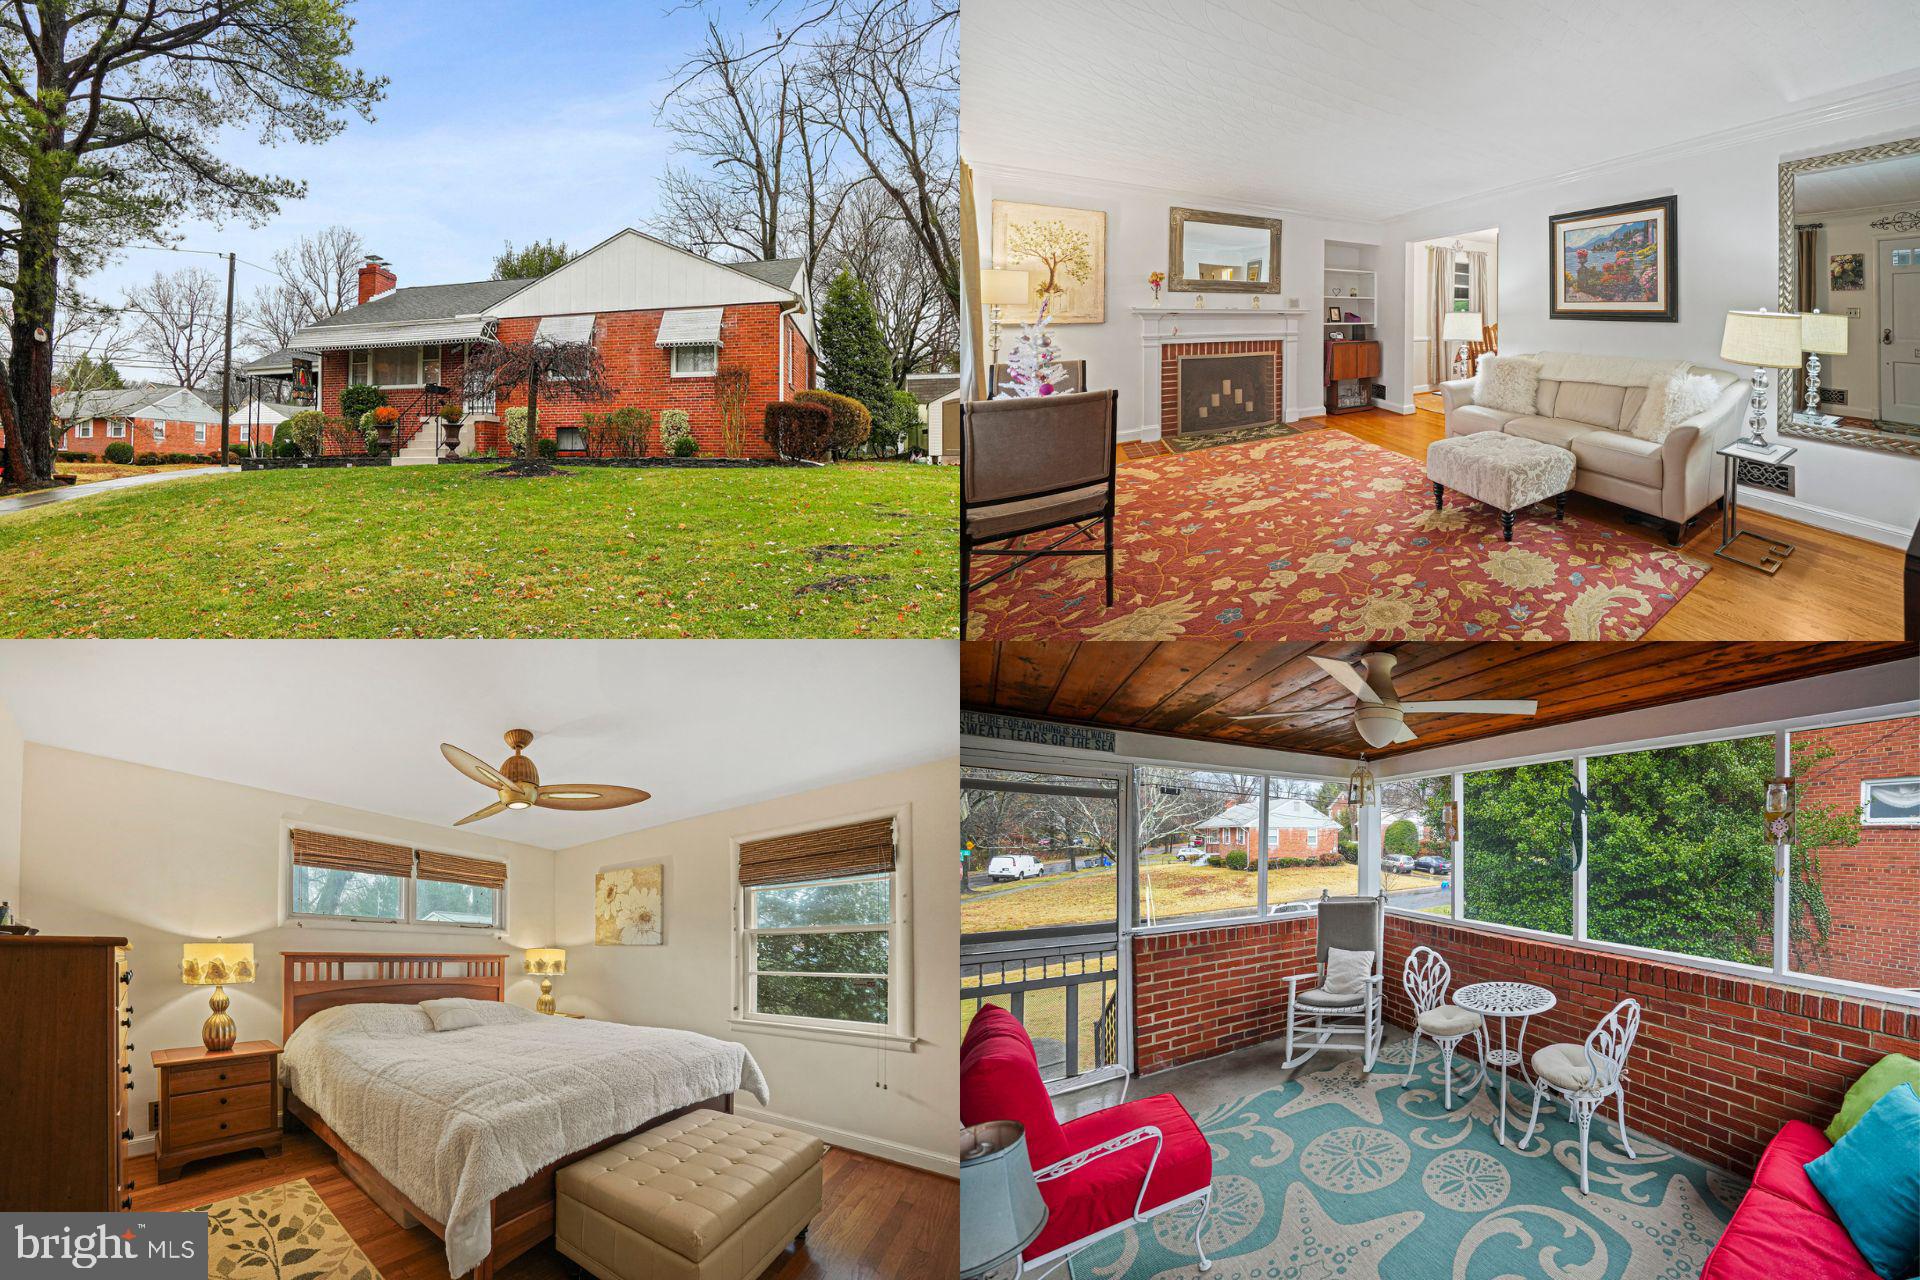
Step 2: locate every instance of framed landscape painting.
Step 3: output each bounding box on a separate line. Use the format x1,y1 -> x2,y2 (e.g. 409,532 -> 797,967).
1549,195 -> 1678,321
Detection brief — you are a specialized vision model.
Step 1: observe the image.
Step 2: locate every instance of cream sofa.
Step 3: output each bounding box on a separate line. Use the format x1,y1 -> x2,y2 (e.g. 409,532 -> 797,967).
1439,353 -> 1748,544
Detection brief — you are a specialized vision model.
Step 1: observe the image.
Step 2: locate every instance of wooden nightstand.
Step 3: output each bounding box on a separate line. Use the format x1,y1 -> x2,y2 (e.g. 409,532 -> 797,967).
152,1040 -> 283,1183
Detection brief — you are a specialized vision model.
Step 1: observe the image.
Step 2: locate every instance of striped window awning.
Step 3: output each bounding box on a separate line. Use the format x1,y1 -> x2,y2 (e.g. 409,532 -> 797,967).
535,314 -> 596,345
655,308 -> 724,348
293,318 -> 492,352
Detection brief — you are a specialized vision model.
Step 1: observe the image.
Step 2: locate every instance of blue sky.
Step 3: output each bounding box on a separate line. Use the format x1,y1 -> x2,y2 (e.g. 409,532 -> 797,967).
86,0 -> 771,312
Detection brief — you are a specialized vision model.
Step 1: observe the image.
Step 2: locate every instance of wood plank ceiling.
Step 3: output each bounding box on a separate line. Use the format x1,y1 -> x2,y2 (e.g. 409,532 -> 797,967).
962,642 -> 1918,760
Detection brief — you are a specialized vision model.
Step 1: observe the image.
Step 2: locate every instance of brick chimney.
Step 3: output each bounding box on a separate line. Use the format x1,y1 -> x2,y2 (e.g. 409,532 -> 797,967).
357,255 -> 396,305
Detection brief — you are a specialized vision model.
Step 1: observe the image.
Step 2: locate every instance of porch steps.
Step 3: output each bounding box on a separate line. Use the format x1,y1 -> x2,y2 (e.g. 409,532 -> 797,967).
392,421 -> 443,467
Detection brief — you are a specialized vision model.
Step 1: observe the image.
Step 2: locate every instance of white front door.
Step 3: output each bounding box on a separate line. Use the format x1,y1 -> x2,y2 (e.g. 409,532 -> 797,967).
1880,235 -> 1920,427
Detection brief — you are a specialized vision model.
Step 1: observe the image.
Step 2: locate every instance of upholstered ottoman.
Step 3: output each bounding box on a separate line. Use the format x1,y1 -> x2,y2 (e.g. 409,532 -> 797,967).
556,1111 -> 825,1280
1426,431 -> 1576,540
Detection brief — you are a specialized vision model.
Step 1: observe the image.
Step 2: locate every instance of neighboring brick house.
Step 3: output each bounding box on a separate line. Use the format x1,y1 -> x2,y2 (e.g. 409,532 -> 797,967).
53,385 -> 247,458
289,229 -> 817,459
1195,797 -> 1342,860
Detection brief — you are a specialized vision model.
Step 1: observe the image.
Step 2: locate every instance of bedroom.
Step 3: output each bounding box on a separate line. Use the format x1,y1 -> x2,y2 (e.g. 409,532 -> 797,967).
0,640 -> 959,1280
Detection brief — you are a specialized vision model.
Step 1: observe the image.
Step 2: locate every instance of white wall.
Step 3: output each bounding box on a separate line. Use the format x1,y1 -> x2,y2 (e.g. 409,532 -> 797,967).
971,165 -> 1383,432
0,700 -> 21,913
551,757 -> 959,1174
1376,104 -> 1920,547
19,744 -> 555,1155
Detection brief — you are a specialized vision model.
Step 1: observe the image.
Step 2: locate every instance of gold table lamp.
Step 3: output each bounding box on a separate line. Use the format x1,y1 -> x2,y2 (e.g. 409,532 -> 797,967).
181,941 -> 255,1052
524,947 -> 567,1015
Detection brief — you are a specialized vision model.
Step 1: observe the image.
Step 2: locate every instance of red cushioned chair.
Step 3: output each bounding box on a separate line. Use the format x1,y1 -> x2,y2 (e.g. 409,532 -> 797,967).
1700,1119 -> 1876,1280
961,1003 -> 1215,1276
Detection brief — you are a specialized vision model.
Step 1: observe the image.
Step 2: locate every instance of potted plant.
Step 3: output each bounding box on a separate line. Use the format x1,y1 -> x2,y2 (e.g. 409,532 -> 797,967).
371,404 -> 401,451
438,400 -> 466,458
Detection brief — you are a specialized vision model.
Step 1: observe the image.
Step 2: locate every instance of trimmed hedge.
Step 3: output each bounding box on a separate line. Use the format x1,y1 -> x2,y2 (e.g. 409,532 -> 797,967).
763,400 -> 833,461
103,441 -> 134,464
792,388 -> 871,457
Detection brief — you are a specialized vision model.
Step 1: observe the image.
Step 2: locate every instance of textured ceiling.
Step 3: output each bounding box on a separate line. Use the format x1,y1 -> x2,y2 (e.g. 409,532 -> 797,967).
959,0 -> 1920,221
1796,151 -> 1920,214
0,641 -> 957,848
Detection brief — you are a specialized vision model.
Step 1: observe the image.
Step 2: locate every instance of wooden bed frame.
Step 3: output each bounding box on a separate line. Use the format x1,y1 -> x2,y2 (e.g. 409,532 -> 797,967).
281,952 -> 731,1279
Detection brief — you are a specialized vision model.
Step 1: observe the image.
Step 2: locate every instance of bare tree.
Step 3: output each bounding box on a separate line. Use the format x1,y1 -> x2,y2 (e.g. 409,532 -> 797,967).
463,336 -> 613,474
819,183 -> 956,382
125,268 -> 226,389
243,225 -> 365,352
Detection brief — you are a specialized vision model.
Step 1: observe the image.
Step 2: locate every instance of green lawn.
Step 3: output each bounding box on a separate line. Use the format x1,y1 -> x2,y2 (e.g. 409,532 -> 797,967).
0,462 -> 957,637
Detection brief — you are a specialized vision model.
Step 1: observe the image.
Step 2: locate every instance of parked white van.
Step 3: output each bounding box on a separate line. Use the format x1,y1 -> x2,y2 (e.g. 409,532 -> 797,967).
987,854 -> 1045,881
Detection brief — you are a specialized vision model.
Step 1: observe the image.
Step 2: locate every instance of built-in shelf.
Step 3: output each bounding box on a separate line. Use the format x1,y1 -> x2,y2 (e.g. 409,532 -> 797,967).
1323,239 -> 1382,413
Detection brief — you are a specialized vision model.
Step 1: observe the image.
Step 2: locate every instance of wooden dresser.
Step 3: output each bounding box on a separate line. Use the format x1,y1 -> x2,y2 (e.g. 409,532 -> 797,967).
153,1040 -> 283,1182
0,935 -> 134,1210
1324,339 -> 1382,415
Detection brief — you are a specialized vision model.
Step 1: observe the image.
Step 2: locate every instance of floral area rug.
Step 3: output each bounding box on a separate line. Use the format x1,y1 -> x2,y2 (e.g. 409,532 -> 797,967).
1077,1045 -> 1745,1280
966,431 -> 1706,640
198,1178 -> 381,1280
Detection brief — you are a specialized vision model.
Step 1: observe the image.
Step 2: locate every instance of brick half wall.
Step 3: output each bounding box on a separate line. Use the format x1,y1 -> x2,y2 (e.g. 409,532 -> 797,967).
1134,917 -> 1315,1074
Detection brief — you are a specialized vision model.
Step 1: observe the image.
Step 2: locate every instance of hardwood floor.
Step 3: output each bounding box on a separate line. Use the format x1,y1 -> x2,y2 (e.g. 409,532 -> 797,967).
130,1131 -> 956,1279
1117,396 -> 1907,640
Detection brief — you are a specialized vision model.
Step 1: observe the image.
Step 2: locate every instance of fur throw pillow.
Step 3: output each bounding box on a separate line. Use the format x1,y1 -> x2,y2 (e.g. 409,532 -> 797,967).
1636,371 -> 1720,443
1472,355 -> 1542,416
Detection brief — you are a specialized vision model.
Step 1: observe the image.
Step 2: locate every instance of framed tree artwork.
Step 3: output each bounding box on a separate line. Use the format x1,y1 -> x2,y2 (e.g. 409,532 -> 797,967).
990,201 -> 1106,324
1548,195 -> 1678,322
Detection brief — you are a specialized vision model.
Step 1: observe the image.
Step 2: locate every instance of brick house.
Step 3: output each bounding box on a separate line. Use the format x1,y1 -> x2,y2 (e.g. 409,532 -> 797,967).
289,229 -> 817,460
53,385 -> 246,458
1195,797 -> 1342,860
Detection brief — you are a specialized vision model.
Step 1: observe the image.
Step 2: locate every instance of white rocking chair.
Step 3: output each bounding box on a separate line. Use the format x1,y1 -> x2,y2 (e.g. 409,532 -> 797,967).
1281,894 -> 1385,1071
1401,944 -> 1487,1108
1520,996 -> 1642,1194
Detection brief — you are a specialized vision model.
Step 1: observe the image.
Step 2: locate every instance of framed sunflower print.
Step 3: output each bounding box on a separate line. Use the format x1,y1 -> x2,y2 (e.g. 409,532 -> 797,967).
1548,194 -> 1678,321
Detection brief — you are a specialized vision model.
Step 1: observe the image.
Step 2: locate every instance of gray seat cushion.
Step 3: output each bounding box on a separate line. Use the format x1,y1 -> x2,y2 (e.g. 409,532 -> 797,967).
1417,1004 -> 1482,1038
1504,416 -> 1593,451
1448,403 -> 1521,435
966,481 -> 1108,541
1297,985 -> 1372,1009
1533,1042 -> 1610,1091
1572,431 -> 1664,487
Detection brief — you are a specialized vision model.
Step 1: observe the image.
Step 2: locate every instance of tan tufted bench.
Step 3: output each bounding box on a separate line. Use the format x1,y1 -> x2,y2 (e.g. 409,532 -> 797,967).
555,1110 -> 825,1280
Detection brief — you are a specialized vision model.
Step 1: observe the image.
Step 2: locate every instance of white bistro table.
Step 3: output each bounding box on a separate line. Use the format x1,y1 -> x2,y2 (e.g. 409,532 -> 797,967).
1452,981 -> 1556,1146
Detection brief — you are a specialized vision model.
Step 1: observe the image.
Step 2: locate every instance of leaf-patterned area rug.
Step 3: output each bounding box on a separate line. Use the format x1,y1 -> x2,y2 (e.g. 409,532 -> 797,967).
197,1178 -> 380,1280
1077,1045 -> 1747,1280
965,430 -> 1707,640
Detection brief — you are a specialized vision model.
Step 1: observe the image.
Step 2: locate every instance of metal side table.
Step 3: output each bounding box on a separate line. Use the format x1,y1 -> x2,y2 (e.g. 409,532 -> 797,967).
1714,441 -> 1797,574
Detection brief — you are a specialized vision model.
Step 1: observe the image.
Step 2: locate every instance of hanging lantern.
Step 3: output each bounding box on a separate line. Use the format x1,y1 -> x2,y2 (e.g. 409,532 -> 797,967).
1346,757 -> 1377,809
1764,776 -> 1794,844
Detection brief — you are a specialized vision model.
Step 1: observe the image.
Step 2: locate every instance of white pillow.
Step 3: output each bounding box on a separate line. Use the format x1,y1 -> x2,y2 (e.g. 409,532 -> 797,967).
419,997 -> 539,1031
1636,371 -> 1721,443
293,1002 -> 433,1042
1471,355 -> 1541,416
1323,946 -> 1375,996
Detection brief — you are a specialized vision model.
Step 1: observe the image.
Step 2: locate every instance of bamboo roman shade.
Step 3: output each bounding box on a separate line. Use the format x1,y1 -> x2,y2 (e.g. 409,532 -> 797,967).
290,829 -> 413,878
738,817 -> 896,888
415,849 -> 509,891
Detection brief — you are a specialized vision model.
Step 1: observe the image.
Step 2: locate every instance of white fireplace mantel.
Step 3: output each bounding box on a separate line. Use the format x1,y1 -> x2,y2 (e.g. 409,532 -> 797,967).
1132,305 -> 1310,440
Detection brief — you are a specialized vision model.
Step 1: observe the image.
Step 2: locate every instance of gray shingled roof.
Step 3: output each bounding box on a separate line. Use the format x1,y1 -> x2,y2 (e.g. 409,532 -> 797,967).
53,386 -> 177,419
306,280 -> 527,331
242,347 -> 317,375
727,258 -> 804,290
906,374 -> 960,404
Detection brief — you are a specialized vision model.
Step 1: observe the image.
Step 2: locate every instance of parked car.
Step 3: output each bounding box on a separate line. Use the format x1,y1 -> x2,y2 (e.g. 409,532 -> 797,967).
987,854 -> 1045,881
1170,846 -> 1208,862
1381,853 -> 1416,874
1412,855 -> 1451,876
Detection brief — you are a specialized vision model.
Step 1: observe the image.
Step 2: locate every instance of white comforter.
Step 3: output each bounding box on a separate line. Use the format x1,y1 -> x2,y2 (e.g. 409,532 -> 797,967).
282,1002 -> 768,1277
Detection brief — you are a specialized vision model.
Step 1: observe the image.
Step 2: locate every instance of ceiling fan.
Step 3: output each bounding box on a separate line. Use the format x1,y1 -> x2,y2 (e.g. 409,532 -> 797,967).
440,729 -> 650,826
1230,653 -> 1539,749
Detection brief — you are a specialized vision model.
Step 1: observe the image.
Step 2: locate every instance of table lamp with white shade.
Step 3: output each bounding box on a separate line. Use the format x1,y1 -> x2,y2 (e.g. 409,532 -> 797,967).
979,269 -> 1032,369
1442,311 -> 1484,379
1720,309 -> 1804,448
180,940 -> 255,1052
1795,310 -> 1849,428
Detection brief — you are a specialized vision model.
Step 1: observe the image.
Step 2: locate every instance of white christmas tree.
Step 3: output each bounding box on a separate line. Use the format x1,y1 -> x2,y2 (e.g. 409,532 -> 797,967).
994,299 -> 1068,398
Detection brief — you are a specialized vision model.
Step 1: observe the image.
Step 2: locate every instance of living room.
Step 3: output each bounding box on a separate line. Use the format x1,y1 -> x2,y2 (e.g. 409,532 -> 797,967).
957,2 -> 1920,643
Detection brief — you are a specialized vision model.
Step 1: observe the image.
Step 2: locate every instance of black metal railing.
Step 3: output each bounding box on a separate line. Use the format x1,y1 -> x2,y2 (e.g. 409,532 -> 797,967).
962,929 -> 1121,1081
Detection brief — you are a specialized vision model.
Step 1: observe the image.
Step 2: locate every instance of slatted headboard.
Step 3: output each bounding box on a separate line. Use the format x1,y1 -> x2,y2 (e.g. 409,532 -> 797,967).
282,952 -> 506,1041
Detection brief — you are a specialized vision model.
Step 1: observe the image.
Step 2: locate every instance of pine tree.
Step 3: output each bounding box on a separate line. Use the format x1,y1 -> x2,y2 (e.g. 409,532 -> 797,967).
817,270 -> 895,424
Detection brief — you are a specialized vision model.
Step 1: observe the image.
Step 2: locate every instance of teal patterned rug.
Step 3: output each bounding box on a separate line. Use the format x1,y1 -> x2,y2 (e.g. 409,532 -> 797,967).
1076,1039 -> 1749,1280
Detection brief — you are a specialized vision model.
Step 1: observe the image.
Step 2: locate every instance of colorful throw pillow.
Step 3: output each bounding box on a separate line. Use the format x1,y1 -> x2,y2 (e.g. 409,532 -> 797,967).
1830,1053 -> 1920,1143
1471,355 -> 1541,417
1805,1082 -> 1920,1280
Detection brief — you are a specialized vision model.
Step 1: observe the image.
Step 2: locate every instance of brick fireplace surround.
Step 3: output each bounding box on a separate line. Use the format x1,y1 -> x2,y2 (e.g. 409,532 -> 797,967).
1160,340 -> 1284,438
1134,913 -> 1920,1174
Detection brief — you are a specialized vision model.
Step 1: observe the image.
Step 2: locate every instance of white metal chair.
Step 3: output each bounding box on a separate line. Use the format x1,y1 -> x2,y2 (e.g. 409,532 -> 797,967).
1519,996 -> 1642,1194
1282,894 -> 1384,1071
1400,945 -> 1487,1108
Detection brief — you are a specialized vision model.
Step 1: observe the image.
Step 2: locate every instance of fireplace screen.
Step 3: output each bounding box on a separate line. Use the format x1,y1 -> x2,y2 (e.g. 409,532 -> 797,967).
1177,352 -> 1276,434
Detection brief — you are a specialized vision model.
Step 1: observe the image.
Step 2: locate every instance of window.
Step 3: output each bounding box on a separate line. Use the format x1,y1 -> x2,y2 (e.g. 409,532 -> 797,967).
238,424 -> 250,443
1136,767 -> 1261,925
1452,259 -> 1473,312
349,345 -> 439,388
107,419 -> 127,439
737,815 -> 905,1036
194,425 -> 207,444
1381,775 -> 1452,915
672,344 -> 718,376
151,423 -> 165,443
75,423 -> 92,438
1265,776 -> 1354,909
1862,776 -> 1920,826
1461,759 -> 1575,935
288,828 -> 505,928
1586,735 -> 1775,964
555,426 -> 585,452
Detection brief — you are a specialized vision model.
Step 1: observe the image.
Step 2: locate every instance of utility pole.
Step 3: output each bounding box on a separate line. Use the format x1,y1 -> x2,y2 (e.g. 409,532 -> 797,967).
219,251 -> 235,463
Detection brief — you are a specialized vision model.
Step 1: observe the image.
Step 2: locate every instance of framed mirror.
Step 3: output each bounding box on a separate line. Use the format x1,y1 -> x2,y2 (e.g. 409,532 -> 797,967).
1777,135 -> 1920,457
1168,208 -> 1283,295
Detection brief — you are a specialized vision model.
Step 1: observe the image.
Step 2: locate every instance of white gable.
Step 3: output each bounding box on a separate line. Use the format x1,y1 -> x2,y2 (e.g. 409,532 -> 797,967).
485,229 -> 795,320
